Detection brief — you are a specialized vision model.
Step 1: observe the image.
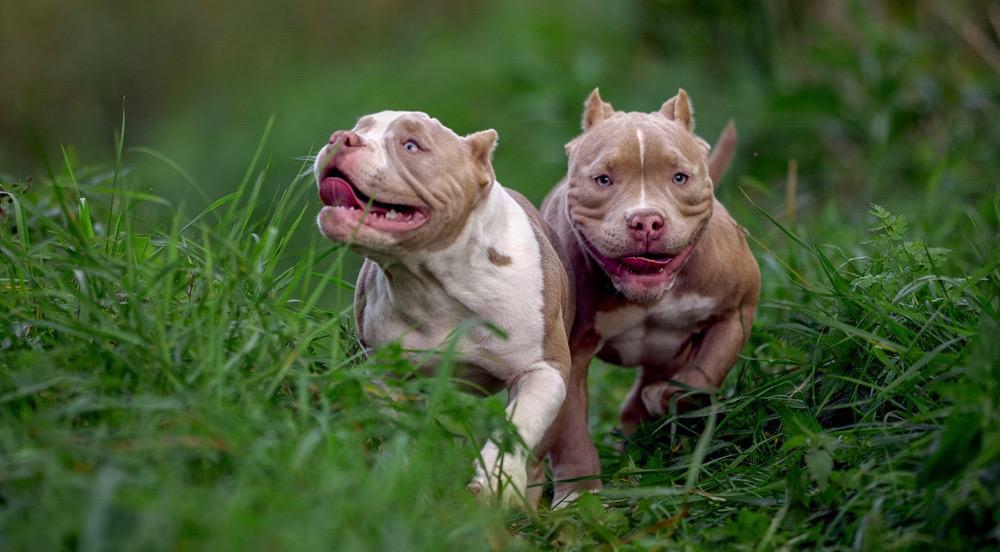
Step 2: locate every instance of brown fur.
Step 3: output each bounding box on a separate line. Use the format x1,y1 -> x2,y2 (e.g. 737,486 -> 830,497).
487,247 -> 512,266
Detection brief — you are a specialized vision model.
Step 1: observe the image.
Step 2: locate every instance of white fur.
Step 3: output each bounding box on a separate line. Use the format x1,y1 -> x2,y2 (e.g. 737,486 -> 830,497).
354,110 -> 406,171
636,128 -> 647,208
642,382 -> 677,416
361,183 -> 547,370
357,110 -> 408,141
470,363 -> 565,501
594,293 -> 717,367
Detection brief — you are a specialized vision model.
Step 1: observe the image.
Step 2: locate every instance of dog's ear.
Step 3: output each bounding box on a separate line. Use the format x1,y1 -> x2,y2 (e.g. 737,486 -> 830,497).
466,129 -> 498,186
582,88 -> 615,131
564,136 -> 580,159
660,88 -> 695,131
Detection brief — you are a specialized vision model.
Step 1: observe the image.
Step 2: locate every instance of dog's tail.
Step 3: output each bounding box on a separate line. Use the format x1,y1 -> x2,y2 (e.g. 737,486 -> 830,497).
708,120 -> 738,186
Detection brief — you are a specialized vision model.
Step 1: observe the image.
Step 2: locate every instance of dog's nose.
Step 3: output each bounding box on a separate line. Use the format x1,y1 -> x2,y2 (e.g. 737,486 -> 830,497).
627,209 -> 665,242
329,130 -> 364,148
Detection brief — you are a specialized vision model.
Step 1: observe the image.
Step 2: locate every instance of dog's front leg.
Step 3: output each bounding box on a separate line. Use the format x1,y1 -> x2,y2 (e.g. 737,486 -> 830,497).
548,345 -> 602,508
467,362 -> 566,506
639,304 -> 754,419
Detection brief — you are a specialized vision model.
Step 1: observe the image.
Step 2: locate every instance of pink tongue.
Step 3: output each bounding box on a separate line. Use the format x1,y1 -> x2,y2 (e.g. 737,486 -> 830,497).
319,177 -> 362,208
620,256 -> 672,274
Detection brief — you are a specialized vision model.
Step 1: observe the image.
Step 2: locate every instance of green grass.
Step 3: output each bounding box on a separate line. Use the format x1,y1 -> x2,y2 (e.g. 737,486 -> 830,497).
1,115 -> 997,550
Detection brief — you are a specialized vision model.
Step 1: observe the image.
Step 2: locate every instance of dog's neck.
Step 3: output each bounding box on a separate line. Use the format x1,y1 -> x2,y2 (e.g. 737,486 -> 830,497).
371,182 -> 515,305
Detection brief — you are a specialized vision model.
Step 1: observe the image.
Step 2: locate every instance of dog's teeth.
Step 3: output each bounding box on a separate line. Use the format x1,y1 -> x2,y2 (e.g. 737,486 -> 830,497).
387,209 -> 398,220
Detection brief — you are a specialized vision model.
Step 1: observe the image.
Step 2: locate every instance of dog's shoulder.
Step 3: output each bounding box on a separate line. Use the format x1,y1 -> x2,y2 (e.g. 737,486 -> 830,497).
503,186 -> 575,337
681,200 -> 760,308
506,188 -> 568,270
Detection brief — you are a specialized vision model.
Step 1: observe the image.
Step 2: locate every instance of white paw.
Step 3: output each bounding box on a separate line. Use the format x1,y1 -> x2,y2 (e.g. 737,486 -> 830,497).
467,444 -> 528,505
551,489 -> 582,510
641,382 -> 673,417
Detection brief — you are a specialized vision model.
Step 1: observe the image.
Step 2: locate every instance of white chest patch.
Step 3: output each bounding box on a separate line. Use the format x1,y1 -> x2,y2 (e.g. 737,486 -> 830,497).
594,292 -> 718,367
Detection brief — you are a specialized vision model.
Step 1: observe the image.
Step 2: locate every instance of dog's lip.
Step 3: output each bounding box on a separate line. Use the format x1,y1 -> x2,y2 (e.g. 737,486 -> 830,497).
317,169 -> 429,232
581,237 -> 697,279
619,254 -> 675,274
319,165 -> 428,211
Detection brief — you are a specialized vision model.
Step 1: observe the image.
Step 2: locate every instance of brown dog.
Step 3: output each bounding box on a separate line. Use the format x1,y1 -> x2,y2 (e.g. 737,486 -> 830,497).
541,89 -> 760,504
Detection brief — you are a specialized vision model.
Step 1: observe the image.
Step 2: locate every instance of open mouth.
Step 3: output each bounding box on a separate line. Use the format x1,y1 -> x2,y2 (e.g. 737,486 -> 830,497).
581,237 -> 699,283
318,167 -> 428,232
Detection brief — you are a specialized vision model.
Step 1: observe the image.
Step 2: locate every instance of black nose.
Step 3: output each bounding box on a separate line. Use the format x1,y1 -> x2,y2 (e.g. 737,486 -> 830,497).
627,209 -> 665,242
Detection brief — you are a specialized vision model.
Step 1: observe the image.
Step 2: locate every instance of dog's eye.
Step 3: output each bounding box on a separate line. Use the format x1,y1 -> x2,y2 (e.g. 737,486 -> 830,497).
672,172 -> 689,185
403,140 -> 422,153
594,175 -> 613,187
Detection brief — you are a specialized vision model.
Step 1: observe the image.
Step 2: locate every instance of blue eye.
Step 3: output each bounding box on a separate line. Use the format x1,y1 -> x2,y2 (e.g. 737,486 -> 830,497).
403,140 -> 421,152
594,175 -> 613,187
672,172 -> 689,185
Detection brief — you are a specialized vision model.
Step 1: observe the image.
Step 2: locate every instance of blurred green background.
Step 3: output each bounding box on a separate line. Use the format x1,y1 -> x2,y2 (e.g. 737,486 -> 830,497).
3,0 -> 997,269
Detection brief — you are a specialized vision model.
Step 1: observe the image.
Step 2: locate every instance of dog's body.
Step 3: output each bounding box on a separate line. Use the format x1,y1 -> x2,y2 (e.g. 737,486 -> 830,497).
541,90 -> 760,503
352,183 -> 572,397
314,111 -> 573,504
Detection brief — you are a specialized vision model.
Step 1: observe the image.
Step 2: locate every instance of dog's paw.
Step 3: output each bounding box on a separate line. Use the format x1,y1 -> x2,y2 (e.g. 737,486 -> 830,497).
551,485 -> 602,510
466,479 -> 484,496
640,381 -> 677,417
468,448 -> 528,506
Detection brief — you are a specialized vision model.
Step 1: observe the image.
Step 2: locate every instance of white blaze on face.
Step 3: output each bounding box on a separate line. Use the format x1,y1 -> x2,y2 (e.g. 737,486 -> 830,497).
636,127 -> 647,208
356,110 -> 408,141
354,110 -> 410,171
313,110 -> 415,181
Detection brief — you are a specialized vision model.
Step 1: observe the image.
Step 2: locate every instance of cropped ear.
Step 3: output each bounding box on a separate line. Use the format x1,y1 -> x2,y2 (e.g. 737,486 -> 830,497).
466,129 -> 498,185
564,135 -> 581,159
582,87 -> 615,131
659,88 -> 694,131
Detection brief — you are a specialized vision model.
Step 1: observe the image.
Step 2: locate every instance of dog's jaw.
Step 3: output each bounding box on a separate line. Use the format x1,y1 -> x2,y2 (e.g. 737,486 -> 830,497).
316,168 -> 430,246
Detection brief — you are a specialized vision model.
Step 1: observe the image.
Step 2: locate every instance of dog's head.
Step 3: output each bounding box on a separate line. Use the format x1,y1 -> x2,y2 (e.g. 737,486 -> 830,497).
314,111 -> 497,256
564,88 -> 715,303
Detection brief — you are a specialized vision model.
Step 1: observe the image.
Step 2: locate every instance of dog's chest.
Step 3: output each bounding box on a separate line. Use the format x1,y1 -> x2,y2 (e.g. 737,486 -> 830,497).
360,189 -> 548,376
594,292 -> 718,367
